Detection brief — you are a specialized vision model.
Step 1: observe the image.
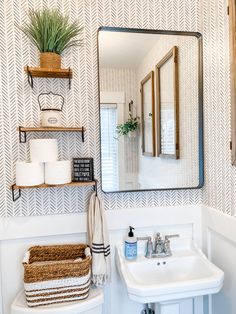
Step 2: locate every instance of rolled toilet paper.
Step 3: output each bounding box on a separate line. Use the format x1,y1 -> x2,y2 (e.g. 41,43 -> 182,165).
16,161 -> 44,186
30,139 -> 58,162
45,160 -> 72,184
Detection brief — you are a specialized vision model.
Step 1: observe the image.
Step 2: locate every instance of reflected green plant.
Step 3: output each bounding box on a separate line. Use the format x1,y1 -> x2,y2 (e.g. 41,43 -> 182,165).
116,113 -> 140,137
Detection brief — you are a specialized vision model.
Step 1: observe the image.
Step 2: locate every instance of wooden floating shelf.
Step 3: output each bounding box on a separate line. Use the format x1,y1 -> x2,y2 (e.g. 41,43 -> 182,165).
12,181 -> 96,190
18,126 -> 85,143
24,67 -> 73,78
24,66 -> 73,89
18,126 -> 84,132
11,180 -> 97,201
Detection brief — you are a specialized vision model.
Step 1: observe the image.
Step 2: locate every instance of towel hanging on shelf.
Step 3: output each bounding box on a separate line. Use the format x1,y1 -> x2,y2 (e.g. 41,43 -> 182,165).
87,192 -> 111,286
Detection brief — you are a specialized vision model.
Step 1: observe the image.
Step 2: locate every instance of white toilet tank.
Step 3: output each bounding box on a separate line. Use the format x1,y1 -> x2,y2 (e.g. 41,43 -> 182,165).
11,287 -> 104,314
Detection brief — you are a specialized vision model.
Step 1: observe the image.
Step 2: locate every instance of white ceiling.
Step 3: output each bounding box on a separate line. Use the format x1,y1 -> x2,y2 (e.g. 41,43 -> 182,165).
98,31 -> 161,68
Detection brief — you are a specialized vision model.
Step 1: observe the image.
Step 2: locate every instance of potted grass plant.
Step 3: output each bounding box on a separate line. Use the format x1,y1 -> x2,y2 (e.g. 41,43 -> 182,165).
116,113 -> 140,138
19,8 -> 83,69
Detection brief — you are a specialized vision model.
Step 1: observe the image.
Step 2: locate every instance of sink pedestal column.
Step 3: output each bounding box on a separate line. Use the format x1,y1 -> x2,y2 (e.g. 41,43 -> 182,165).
156,302 -> 180,314
155,298 -> 195,314
141,303 -> 155,314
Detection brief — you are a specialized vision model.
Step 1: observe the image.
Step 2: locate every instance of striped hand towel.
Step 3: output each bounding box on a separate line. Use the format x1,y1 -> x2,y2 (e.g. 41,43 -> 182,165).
87,192 -> 111,286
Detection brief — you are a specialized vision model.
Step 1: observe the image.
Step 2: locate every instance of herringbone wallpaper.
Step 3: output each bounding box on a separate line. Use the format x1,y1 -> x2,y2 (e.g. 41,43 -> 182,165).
202,0 -> 236,216
0,0 -> 203,217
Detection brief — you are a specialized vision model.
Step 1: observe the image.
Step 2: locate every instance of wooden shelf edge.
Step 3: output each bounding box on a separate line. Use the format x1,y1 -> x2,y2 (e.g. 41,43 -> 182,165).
11,181 -> 96,190
24,66 -> 73,78
17,126 -> 84,132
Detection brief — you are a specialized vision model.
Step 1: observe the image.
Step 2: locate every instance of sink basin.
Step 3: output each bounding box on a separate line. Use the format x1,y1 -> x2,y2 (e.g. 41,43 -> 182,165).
116,240 -> 224,303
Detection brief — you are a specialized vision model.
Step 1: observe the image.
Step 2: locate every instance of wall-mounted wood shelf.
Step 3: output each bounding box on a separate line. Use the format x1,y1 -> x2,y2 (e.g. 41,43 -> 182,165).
24,66 -> 73,89
12,181 -> 95,190
11,180 -> 97,201
18,126 -> 85,143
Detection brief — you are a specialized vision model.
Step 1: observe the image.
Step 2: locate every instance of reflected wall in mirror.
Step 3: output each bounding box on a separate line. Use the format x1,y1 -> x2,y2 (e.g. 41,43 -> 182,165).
98,27 -> 203,192
229,0 -> 236,165
141,71 -> 155,157
156,46 -> 179,159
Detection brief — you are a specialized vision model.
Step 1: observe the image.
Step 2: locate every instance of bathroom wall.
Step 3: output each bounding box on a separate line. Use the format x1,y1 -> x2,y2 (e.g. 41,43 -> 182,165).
201,0 -> 236,216
201,1 -> 236,312
0,0 -> 235,313
0,0 -> 202,217
202,206 -> 236,314
0,0 -> 234,215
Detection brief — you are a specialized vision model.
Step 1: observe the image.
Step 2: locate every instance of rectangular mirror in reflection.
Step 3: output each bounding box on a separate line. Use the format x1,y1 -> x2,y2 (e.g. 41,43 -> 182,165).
98,27 -> 203,192
156,46 -> 179,158
141,71 -> 155,157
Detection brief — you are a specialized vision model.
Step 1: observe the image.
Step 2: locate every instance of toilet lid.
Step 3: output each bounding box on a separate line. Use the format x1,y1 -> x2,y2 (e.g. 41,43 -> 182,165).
11,287 -> 104,314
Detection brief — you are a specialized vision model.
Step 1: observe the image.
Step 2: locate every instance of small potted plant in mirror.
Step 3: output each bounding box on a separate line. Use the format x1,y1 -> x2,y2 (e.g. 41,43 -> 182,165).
116,113 -> 140,138
18,8 -> 83,69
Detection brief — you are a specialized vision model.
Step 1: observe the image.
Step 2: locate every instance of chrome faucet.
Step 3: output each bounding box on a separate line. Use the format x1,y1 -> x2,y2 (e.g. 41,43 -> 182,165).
138,233 -> 179,258
154,232 -> 163,255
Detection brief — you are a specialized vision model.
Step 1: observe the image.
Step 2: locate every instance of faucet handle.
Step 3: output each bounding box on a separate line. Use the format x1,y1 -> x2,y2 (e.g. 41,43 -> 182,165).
155,232 -> 162,241
164,234 -> 180,241
146,237 -> 153,258
137,236 -> 152,241
163,234 -> 179,256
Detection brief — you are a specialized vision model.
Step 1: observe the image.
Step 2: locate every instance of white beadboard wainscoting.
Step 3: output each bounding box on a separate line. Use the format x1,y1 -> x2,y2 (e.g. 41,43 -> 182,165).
0,205 -> 203,314
202,206 -> 236,314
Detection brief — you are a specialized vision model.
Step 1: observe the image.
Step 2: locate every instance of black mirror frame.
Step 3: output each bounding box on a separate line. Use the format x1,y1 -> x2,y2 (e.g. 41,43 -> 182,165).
97,26 -> 204,193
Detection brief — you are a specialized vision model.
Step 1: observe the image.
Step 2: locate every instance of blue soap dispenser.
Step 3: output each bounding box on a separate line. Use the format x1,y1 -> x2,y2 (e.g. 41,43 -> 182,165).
125,226 -> 137,260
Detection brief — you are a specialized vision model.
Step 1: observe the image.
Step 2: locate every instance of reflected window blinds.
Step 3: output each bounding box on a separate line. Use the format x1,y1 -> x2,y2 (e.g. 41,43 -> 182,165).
100,104 -> 119,191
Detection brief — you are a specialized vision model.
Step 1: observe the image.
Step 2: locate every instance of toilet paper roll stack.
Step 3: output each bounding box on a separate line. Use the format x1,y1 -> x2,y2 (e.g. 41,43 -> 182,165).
30,139 -> 59,162
16,161 -> 45,186
45,160 -> 72,184
15,139 -> 72,186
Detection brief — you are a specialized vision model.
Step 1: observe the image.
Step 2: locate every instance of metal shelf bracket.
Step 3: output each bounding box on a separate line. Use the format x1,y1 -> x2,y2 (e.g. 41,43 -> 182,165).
81,126 -> 85,142
19,126 -> 27,143
12,185 -> 21,202
93,179 -> 98,196
26,66 -> 33,88
68,67 -> 72,89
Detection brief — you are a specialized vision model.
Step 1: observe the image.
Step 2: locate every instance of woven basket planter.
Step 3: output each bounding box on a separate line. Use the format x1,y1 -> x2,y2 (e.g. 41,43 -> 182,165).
23,244 -> 91,307
40,52 -> 61,69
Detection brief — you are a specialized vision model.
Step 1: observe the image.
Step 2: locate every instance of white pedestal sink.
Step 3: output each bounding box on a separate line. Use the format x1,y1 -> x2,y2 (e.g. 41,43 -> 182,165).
116,240 -> 224,305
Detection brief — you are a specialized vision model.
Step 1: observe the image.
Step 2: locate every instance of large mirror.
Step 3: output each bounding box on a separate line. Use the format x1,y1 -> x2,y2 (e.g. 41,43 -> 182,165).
98,27 -> 203,192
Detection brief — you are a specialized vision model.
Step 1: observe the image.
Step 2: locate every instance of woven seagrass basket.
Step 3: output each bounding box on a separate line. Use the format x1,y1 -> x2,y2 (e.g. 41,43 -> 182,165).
23,244 -> 91,307
40,52 -> 61,69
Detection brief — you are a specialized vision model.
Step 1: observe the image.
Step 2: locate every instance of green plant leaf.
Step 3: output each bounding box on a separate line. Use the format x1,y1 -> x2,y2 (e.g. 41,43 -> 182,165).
17,8 -> 83,54
116,113 -> 140,137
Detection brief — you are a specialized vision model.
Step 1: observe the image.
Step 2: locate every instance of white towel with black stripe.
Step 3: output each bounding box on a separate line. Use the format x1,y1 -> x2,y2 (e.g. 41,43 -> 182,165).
87,192 -> 111,286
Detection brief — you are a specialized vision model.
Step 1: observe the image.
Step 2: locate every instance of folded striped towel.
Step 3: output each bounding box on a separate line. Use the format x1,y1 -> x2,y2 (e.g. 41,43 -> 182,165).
87,192 -> 111,286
